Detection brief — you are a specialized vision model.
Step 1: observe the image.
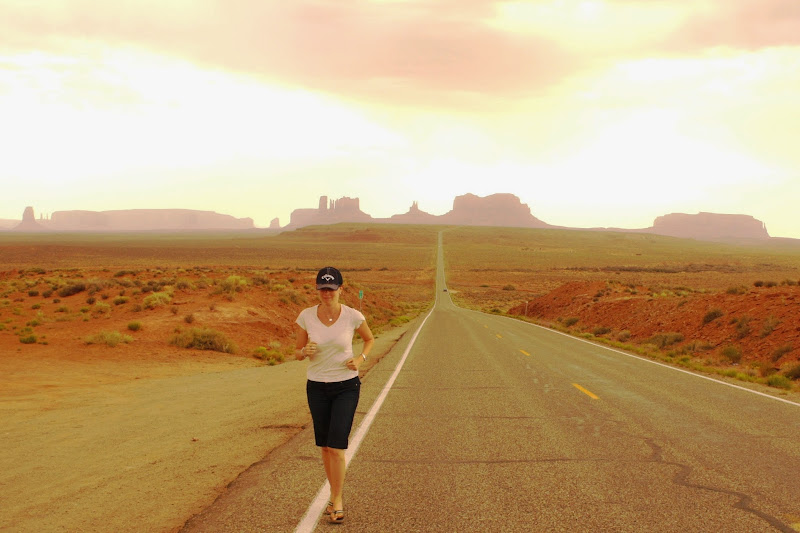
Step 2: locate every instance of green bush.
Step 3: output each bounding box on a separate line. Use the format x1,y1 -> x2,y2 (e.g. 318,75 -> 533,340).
58,283 -> 86,297
253,345 -> 284,365
644,332 -> 684,349
720,345 -> 742,364
144,291 -> 172,309
702,308 -> 724,325
563,317 -> 579,327
592,326 -> 612,336
784,364 -> 800,381
761,315 -> 780,338
19,335 -> 37,344
113,296 -> 129,306
85,330 -> 133,347
617,330 -> 631,342
766,375 -> 792,390
127,321 -> 142,331
502,284 -> 516,291
170,327 -> 236,354
220,275 -> 247,295
28,290 -> 39,297
734,316 -> 752,339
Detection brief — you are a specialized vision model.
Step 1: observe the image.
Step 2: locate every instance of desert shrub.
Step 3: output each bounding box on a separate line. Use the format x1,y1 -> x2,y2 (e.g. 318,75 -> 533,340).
783,279 -> 798,286
19,334 -> 37,344
753,280 -> 764,287
644,332 -> 684,349
752,361 -> 777,378
55,306 -> 69,313
143,291 -> 172,309
784,364 -> 800,381
563,317 -> 579,327
113,296 -> 129,306
702,308 -> 724,325
389,315 -> 411,327
85,330 -> 133,347
253,344 -> 284,365
772,344 -> 793,362
86,296 -> 96,305
720,345 -> 742,364
170,327 -> 236,354
58,283 -> 86,297
114,270 -> 137,277
765,280 -> 778,288
220,275 -> 247,295
766,375 -> 792,390
734,316 -> 752,339
184,313 -> 195,324
42,289 -> 53,298
760,315 -> 780,337
170,306 -> 179,315
28,290 -> 39,297
31,303 -> 41,310
617,330 -> 631,342
726,286 -> 747,295
502,284 -> 516,291
127,321 -> 142,331
93,302 -> 111,315
176,278 -> 195,290
592,326 -> 612,336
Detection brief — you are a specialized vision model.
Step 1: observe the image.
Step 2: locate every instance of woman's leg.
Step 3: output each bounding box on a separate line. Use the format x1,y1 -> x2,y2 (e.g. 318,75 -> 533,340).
325,378 -> 360,513
322,447 -> 347,509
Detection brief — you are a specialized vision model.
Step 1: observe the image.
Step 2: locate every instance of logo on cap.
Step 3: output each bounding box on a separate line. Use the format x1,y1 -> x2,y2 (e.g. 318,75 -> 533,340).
322,274 -> 335,282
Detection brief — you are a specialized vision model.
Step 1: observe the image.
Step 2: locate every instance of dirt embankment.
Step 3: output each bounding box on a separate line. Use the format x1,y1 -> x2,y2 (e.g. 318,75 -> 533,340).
511,280 -> 800,374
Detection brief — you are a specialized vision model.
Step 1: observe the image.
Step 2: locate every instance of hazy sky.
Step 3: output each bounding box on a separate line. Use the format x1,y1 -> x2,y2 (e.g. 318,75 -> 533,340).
1,0 -> 799,237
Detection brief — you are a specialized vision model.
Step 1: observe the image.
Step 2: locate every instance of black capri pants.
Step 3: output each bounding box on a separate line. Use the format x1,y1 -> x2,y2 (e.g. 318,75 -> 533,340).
306,377 -> 361,449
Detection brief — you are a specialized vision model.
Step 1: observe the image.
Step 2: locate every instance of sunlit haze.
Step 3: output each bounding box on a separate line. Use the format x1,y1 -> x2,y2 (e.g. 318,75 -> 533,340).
1,1 -> 799,238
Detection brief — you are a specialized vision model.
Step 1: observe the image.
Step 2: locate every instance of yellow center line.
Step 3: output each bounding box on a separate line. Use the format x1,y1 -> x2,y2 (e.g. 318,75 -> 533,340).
520,349 -> 531,356
496,334 -> 502,339
572,383 -> 599,400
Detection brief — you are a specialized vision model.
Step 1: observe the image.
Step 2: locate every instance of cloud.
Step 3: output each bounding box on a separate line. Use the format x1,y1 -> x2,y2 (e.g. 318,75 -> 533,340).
659,0 -> 800,52
0,1 -> 582,108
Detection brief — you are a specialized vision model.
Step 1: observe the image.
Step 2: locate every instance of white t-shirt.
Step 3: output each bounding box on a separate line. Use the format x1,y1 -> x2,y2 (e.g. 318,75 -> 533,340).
296,304 -> 366,382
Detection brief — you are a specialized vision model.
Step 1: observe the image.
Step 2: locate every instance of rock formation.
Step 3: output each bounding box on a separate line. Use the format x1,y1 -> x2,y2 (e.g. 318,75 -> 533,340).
47,209 -> 254,231
287,196 -> 372,228
646,212 -> 770,241
439,193 -> 549,228
13,206 -> 45,232
3,196 -> 782,244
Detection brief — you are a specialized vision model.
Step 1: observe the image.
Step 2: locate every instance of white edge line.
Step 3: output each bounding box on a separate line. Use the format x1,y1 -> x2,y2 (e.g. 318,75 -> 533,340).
294,307 -> 435,533
464,308 -> 800,408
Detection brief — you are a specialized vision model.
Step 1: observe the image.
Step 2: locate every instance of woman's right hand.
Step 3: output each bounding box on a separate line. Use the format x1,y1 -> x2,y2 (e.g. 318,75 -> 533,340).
304,341 -> 318,360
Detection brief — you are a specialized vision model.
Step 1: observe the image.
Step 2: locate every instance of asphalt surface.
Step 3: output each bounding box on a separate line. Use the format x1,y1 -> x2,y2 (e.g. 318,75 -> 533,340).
182,232 -> 800,532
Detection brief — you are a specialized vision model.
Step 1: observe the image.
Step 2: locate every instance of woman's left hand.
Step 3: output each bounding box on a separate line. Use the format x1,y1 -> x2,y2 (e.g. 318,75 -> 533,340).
345,357 -> 361,371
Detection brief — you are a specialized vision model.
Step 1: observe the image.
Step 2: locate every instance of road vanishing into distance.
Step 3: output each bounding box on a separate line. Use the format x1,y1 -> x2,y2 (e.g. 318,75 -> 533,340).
184,232 -> 800,532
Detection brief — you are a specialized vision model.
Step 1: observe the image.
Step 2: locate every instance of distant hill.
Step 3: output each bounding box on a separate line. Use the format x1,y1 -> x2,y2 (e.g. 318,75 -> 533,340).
3,195 -> 785,244
5,208 -> 254,232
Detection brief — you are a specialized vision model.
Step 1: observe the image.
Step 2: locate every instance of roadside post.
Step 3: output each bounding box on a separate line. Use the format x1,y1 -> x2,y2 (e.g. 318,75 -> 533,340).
359,290 -> 364,312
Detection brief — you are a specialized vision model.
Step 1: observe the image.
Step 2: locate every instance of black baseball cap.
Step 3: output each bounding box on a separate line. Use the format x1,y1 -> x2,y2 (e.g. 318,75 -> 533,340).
316,266 -> 343,290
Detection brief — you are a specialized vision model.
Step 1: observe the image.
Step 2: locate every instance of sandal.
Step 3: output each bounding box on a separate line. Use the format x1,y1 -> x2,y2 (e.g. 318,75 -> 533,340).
329,509 -> 344,524
325,501 -> 334,515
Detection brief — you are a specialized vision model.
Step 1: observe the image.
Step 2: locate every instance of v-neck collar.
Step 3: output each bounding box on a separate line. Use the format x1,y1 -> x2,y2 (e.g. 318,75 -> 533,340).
316,304 -> 342,327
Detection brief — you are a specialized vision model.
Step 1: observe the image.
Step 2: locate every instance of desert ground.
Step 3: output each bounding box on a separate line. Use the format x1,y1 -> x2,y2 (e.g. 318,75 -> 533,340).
2,224 -> 800,531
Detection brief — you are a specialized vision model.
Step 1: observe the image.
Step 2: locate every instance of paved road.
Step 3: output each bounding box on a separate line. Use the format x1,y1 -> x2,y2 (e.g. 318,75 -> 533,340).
183,232 -> 800,532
